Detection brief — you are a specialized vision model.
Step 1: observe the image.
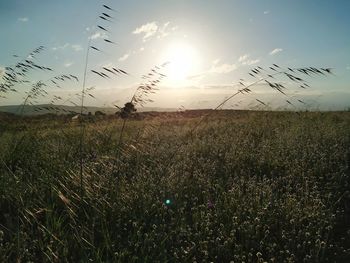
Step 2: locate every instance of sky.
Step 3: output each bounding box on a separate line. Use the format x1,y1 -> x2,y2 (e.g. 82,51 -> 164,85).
0,0 -> 350,110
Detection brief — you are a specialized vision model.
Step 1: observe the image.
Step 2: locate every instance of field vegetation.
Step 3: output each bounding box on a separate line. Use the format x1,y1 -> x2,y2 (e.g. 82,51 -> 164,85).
0,110 -> 349,262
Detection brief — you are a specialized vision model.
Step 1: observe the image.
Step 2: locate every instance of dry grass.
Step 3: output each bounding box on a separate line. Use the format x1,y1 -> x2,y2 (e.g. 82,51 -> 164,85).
0,111 -> 349,262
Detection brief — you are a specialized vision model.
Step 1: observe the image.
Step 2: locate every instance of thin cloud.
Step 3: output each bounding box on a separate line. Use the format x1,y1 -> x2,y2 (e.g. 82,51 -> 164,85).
263,10 -> 270,15
52,43 -> 69,51
52,43 -> 83,52
270,48 -> 283,55
118,53 -> 130,62
239,54 -> 249,63
18,17 -> 29,22
157,22 -> 171,39
206,84 -> 236,89
186,73 -> 205,80
133,21 -> 158,41
132,47 -> 145,54
191,60 -> 238,78
71,44 -> 83,52
209,63 -> 237,74
238,54 -> 260,65
133,21 -> 177,42
212,58 -> 220,65
64,62 -> 73,68
244,59 -> 260,65
90,31 -> 108,40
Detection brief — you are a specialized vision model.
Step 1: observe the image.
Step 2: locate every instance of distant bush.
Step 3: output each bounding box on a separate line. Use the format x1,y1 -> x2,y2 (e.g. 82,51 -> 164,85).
94,110 -> 106,116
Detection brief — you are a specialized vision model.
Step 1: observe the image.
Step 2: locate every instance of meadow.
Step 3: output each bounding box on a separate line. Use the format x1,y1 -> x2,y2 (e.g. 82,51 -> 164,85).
0,110 -> 349,262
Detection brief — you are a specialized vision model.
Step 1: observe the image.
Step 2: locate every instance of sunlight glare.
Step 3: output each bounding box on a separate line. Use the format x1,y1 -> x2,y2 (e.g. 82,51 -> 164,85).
162,41 -> 198,86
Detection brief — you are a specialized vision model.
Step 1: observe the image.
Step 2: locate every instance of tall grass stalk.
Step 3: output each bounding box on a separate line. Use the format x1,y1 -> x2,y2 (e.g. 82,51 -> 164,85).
191,65 -> 333,135
79,36 -> 93,199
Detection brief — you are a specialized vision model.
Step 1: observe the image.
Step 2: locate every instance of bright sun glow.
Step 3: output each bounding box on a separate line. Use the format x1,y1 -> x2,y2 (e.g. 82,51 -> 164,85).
162,42 -> 198,86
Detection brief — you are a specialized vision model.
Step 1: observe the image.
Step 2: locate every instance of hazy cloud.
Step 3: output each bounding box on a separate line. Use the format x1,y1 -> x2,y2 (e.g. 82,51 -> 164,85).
52,43 -> 69,51
133,21 -> 158,41
263,10 -> 270,15
270,48 -> 283,55
132,47 -> 145,54
90,31 -> 108,40
239,54 -> 249,63
118,53 -> 130,62
64,62 -> 73,68
186,73 -> 205,80
212,58 -> 220,65
194,60 -> 238,77
18,17 -> 28,22
157,22 -> 173,39
244,59 -> 260,65
71,44 -> 83,52
206,84 -> 236,89
133,21 -> 177,42
238,54 -> 260,65
52,43 -> 83,52
209,63 -> 237,74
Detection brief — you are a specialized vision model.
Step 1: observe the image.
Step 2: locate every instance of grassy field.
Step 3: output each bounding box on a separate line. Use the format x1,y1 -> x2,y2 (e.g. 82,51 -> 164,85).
0,110 -> 349,262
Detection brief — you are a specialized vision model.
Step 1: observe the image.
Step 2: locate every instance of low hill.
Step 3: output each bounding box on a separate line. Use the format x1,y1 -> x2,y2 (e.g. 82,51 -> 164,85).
0,104 -> 178,116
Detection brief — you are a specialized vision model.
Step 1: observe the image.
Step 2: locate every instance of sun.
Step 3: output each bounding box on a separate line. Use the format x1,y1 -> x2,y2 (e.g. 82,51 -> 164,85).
162,41 -> 198,85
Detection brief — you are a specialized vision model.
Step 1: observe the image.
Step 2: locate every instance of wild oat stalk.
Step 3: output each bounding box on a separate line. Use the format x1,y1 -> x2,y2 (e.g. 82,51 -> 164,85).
191,64 -> 333,134
115,63 -> 168,147
20,74 -> 79,115
0,46 -> 47,104
78,3 -> 126,198
0,46 -> 79,116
